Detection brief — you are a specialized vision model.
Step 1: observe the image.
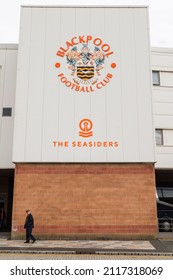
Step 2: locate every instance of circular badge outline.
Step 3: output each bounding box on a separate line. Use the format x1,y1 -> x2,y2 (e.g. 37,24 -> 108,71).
79,118 -> 93,132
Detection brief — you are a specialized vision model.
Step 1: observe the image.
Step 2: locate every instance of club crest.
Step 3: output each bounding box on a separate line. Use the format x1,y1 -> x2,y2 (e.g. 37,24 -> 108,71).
55,35 -> 117,92
66,44 -> 105,85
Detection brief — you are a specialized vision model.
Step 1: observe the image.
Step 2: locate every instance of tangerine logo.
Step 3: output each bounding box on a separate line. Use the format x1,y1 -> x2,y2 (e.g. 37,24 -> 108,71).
79,119 -> 93,138
55,35 -> 117,93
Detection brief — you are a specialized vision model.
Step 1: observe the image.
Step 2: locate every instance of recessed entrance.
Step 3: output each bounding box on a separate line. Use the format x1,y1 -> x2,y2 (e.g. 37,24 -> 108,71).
0,169 -> 14,232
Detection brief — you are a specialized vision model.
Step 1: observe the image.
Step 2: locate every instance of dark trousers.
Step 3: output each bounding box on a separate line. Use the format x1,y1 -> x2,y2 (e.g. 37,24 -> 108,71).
26,227 -> 36,242
0,219 -> 4,228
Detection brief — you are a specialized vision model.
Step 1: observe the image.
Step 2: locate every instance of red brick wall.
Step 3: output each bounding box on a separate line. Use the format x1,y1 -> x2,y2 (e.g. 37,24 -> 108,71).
11,163 -> 158,239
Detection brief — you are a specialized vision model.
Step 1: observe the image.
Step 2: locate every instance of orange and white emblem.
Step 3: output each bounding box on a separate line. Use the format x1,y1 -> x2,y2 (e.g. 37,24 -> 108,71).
55,35 -> 117,92
79,119 -> 93,138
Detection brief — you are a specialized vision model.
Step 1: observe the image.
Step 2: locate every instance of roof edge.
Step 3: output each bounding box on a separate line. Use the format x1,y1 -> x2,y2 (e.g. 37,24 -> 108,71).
0,44 -> 18,50
151,47 -> 173,54
21,5 -> 149,8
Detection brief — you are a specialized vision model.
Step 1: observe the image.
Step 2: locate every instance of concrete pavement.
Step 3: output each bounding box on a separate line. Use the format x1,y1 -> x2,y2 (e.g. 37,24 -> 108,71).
0,232 -> 173,256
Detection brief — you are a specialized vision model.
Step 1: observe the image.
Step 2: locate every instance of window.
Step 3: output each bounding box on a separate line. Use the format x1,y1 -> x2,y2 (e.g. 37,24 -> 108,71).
152,71 -> 160,85
155,129 -> 173,146
2,107 -> 12,117
155,129 -> 163,145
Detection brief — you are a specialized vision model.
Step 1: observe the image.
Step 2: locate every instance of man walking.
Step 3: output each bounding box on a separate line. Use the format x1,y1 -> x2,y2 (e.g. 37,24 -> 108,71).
0,208 -> 6,229
24,210 -> 36,243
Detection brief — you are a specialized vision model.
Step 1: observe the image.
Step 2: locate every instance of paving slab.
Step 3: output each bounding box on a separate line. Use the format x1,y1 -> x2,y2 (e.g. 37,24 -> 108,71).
1,232 -> 173,255
0,239 -> 172,255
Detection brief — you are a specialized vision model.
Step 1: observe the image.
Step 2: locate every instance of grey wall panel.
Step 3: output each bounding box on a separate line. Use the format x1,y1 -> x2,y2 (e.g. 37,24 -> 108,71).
41,8 -> 61,162
154,115 -> 173,129
153,89 -> 173,103
0,48 -> 17,168
152,48 -> 173,168
155,153 -> 173,168
13,7 -> 154,163
24,8 -> 46,161
0,52 -> 5,143
119,8 -> 139,161
152,51 -> 173,71
134,8 -> 155,162
12,8 -> 32,161
153,103 -> 173,116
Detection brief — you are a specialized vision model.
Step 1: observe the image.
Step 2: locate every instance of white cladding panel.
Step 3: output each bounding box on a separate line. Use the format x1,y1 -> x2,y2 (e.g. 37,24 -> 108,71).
151,48 -> 173,169
164,130 -> 173,146
153,88 -> 173,103
154,115 -> 173,129
160,71 -> 173,87
155,152 -> 173,169
151,50 -> 173,71
0,47 -> 17,168
153,102 -> 173,116
13,7 -> 154,163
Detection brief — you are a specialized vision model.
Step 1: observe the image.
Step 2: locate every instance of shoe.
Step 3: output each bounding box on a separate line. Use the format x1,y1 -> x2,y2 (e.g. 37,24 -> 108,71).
32,240 -> 36,243
24,241 -> 29,243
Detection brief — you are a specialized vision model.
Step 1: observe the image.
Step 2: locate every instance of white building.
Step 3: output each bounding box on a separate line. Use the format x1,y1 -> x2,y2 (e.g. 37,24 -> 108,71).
0,6 -> 173,238
0,44 -> 17,169
152,47 -> 173,169
0,45 -> 17,228
151,48 -> 173,231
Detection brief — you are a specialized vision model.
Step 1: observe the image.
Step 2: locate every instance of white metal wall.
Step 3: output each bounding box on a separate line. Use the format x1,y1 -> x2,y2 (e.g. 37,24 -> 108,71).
13,6 -> 155,163
151,47 -> 173,168
0,45 -> 17,168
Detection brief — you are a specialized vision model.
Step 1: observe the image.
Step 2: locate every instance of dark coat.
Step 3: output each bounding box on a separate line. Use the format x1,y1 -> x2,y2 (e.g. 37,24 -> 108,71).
24,213 -> 34,229
0,210 -> 6,221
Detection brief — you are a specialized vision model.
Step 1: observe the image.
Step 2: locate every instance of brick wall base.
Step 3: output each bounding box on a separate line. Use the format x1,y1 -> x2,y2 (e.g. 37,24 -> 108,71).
11,163 -> 158,240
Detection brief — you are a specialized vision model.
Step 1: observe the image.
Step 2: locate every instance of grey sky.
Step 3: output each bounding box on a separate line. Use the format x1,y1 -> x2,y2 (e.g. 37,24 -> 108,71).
0,0 -> 173,47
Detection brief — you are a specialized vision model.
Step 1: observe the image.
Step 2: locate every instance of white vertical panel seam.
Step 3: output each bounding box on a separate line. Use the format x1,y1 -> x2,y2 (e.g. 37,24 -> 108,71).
133,9 -> 140,161
0,50 -> 6,155
0,65 -> 2,144
119,9 -> 125,161
24,8 -> 32,161
89,7 -> 92,162
2,50 -> 7,107
40,8 -> 47,161
146,7 -> 156,161
163,129 -> 166,145
57,8 -> 62,162
73,7 -> 77,163
103,8 -> 108,162
12,12 -> 22,161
